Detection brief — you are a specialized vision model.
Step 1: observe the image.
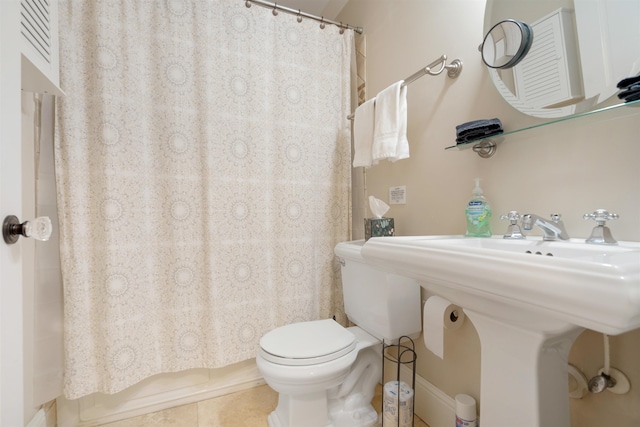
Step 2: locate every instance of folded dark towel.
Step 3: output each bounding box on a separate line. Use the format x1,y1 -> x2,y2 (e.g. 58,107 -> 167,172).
456,129 -> 503,144
456,118 -> 503,137
617,84 -> 640,100
621,91 -> 640,103
617,75 -> 640,89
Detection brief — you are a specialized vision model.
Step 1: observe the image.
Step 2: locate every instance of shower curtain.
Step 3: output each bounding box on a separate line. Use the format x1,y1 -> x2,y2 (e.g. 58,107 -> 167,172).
55,0 -> 353,399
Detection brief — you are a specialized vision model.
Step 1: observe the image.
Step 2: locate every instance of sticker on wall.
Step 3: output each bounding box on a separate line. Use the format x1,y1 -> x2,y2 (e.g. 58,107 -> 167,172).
389,186 -> 406,205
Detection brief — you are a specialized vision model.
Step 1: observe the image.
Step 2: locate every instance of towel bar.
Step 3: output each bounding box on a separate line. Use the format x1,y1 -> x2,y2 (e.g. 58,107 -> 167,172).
347,55 -> 462,120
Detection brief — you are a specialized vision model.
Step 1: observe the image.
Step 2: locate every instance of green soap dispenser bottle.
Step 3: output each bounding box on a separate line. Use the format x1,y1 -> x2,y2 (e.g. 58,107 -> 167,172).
465,178 -> 492,237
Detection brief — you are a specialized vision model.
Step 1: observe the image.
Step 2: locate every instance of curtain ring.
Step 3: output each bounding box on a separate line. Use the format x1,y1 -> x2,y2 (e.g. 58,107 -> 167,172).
297,9 -> 302,23
245,0 -> 251,7
320,17 -> 326,29
339,22 -> 345,34
272,3 -> 278,16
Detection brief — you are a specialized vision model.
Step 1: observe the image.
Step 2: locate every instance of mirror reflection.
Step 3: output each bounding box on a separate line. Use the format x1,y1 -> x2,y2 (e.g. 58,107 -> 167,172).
481,20 -> 532,69
484,0 -> 640,118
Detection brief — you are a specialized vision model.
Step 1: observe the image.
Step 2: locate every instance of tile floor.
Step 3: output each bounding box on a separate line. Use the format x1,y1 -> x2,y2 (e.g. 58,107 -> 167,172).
99,384 -> 429,427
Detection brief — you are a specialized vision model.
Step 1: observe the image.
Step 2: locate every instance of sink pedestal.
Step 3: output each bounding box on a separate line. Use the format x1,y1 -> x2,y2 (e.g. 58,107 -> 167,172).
464,309 -> 584,427
360,235 -> 640,426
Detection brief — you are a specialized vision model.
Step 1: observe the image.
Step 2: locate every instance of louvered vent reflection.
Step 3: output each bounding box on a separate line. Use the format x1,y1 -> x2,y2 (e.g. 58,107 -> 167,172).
514,8 -> 583,109
21,0 -> 51,64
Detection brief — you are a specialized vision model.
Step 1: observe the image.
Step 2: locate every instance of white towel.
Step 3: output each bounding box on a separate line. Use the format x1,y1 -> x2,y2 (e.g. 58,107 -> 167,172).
372,81 -> 410,162
352,97 -> 376,168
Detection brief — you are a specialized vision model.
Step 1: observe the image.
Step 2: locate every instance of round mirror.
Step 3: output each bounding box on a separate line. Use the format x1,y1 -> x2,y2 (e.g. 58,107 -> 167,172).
484,0 -> 640,118
481,19 -> 532,69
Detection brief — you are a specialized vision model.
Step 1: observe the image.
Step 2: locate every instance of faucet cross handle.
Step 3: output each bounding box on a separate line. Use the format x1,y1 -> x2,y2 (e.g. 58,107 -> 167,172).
500,211 -> 526,239
550,213 -> 562,223
583,209 -> 619,225
500,210 -> 521,223
584,209 -> 619,245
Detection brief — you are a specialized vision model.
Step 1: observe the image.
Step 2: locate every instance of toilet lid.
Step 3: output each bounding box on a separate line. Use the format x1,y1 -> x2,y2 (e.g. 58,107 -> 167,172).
260,319 -> 356,366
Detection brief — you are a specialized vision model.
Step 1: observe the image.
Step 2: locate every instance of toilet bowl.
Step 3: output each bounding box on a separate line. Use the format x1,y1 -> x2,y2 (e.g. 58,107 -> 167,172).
257,319 -> 381,427
257,240 -> 422,427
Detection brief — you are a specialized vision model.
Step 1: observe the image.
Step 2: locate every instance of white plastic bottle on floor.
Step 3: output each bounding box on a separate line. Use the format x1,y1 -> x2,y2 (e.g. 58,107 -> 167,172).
455,394 -> 477,427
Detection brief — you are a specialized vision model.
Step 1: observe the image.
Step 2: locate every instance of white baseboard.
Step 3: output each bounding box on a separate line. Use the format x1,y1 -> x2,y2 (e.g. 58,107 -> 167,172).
26,409 -> 47,427
402,366 -> 456,427
413,372 -> 456,427
57,359 -> 264,427
57,357 -> 470,427
386,362 -> 468,427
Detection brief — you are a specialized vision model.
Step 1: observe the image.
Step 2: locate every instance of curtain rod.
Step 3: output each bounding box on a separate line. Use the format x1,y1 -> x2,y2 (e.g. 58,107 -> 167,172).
244,0 -> 364,34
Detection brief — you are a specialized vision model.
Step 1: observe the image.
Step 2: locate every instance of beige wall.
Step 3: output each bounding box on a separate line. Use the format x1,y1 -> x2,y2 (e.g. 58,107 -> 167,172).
338,1 -> 640,425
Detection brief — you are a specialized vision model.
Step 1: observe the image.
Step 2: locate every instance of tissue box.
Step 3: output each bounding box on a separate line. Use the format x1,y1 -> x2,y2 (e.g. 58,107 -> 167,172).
364,218 -> 395,241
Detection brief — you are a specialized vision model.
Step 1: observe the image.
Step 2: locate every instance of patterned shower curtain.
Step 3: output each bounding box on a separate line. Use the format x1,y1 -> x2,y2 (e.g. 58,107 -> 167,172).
55,0 -> 353,399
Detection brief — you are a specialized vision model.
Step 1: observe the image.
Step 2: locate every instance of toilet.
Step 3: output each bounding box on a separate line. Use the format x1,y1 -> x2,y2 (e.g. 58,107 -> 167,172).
256,240 -> 422,427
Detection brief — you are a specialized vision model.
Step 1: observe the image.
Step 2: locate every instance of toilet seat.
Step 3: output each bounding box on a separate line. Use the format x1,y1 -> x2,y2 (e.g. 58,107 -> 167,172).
259,319 -> 357,366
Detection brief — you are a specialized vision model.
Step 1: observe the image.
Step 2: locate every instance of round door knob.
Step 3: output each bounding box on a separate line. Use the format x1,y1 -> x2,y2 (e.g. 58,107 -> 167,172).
2,215 -> 53,245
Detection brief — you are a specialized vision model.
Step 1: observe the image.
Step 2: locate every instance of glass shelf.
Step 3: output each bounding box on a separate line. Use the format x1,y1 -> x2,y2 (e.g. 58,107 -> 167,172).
445,99 -> 640,151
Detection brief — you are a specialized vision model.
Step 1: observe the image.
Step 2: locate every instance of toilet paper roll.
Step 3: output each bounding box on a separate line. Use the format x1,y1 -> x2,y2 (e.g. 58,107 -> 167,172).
383,413 -> 413,427
383,381 -> 414,426
423,295 -> 465,359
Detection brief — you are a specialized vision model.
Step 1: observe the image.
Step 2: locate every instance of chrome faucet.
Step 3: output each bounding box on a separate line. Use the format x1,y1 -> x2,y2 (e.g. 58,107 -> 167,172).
522,213 -> 570,241
584,209 -> 619,245
500,211 -> 526,239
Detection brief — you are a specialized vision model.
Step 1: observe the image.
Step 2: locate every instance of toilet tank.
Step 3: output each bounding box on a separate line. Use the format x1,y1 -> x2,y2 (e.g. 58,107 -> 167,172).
334,240 -> 421,342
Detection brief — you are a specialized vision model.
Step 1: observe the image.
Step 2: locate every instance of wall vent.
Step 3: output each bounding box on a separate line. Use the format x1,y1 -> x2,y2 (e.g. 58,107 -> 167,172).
20,0 -> 52,65
514,8 -> 583,109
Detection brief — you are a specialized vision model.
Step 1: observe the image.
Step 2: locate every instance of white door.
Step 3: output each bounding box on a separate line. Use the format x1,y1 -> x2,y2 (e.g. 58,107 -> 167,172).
1,1 -> 27,425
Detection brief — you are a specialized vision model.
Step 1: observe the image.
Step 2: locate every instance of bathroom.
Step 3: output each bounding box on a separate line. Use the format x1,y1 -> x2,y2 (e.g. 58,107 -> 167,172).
1,0 -> 639,426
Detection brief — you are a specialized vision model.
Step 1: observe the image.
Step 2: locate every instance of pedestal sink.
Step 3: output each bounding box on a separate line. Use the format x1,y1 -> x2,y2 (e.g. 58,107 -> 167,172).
361,236 -> 640,427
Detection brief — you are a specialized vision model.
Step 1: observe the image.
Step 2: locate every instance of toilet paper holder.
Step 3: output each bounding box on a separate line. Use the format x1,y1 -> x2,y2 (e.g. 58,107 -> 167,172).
381,336 -> 417,427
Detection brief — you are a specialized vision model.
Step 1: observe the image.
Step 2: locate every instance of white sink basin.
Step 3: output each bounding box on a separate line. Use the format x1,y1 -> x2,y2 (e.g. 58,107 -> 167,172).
425,236 -> 635,260
360,235 -> 640,427
362,235 -> 640,335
